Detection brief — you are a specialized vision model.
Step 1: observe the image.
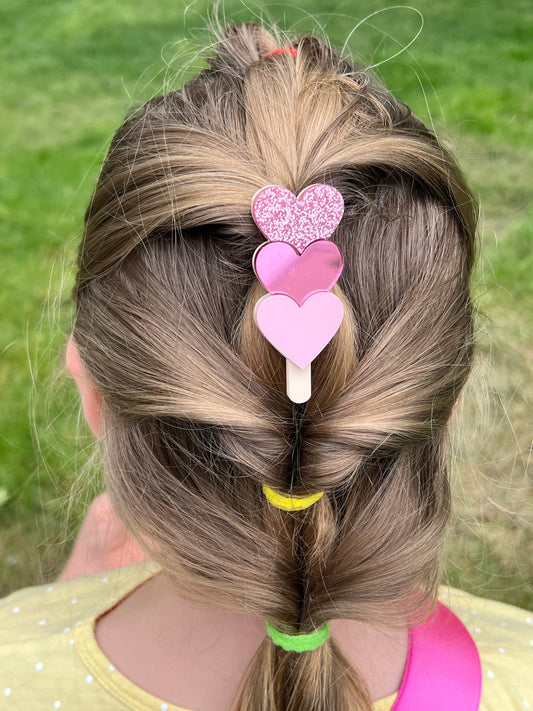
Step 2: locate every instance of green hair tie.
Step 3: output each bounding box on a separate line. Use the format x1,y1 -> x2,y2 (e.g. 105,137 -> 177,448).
265,620 -> 331,653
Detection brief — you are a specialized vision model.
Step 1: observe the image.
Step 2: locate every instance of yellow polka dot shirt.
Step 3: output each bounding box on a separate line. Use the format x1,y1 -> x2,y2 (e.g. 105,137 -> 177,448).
0,561 -> 532,710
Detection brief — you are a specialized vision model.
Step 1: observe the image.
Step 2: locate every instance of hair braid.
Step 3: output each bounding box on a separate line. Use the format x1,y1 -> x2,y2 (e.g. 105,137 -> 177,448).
72,21 -> 477,711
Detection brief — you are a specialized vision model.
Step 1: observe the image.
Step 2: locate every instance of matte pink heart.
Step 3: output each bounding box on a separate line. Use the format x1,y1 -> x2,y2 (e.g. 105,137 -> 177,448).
254,292 -> 344,369
252,184 -> 344,253
253,239 -> 344,306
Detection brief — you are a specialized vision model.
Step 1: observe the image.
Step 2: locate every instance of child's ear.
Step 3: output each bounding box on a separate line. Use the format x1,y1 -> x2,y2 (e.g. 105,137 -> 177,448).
66,335 -> 102,437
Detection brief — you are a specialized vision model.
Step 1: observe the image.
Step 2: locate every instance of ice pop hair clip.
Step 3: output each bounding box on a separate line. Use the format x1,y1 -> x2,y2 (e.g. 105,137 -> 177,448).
251,184 -> 345,403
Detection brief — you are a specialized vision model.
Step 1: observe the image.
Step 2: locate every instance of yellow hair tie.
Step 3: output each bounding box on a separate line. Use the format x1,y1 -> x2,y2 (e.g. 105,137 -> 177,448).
262,485 -> 324,511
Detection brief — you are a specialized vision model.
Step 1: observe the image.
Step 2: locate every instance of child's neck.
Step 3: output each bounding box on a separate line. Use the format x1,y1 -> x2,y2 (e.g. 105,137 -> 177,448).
95,571 -> 408,711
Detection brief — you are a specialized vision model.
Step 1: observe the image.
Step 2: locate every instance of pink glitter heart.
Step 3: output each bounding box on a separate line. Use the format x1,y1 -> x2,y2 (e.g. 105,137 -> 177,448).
251,184 -> 344,253
254,292 -> 344,369
253,239 -> 344,306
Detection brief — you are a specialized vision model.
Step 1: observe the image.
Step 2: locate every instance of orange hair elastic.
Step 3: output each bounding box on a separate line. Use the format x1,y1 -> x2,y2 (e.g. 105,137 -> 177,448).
262,48 -> 298,59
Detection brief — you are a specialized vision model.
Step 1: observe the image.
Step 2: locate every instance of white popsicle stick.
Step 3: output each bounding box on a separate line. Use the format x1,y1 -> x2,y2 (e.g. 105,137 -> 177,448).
286,359 -> 311,403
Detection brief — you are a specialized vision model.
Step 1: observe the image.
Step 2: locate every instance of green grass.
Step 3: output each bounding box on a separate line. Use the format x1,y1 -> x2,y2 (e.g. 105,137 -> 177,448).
1,0 -> 532,608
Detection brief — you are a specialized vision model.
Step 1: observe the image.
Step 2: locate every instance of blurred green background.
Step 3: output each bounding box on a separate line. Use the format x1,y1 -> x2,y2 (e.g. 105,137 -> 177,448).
1,0 -> 532,606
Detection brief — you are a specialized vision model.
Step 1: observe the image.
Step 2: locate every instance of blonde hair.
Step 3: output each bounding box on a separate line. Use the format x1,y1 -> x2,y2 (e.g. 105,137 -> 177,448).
71,22 -> 477,711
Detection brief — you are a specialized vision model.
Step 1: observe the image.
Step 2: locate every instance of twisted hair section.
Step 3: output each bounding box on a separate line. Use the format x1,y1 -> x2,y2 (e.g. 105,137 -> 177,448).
72,22 -> 477,711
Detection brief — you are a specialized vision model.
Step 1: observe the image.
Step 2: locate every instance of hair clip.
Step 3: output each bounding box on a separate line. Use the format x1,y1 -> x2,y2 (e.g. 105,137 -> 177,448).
251,184 -> 345,403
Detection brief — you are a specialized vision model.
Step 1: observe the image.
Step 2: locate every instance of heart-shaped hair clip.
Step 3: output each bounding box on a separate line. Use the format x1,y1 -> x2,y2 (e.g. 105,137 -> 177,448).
251,184 -> 345,403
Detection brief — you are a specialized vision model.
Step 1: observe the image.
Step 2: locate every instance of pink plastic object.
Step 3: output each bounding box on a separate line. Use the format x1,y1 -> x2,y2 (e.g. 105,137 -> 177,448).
251,184 -> 344,253
254,292 -> 344,369
253,239 -> 343,306
393,601 -> 482,711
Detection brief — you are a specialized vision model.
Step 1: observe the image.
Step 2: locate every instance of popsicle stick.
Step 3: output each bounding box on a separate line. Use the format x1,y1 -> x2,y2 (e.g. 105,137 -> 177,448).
286,359 -> 311,403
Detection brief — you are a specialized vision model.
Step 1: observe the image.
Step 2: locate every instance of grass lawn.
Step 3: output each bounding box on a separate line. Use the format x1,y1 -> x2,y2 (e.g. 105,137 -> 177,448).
1,0 -> 532,608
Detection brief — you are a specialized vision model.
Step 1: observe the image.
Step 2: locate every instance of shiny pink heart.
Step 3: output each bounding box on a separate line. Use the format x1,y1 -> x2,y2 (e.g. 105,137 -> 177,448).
254,292 -> 344,369
252,184 -> 344,253
253,239 -> 344,306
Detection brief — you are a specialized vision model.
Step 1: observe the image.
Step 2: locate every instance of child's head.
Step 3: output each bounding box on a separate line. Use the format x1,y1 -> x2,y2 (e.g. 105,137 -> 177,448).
69,22 -> 477,710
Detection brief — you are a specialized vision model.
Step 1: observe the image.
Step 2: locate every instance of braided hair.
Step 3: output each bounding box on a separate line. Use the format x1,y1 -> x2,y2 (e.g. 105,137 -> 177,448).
72,22 -> 477,711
